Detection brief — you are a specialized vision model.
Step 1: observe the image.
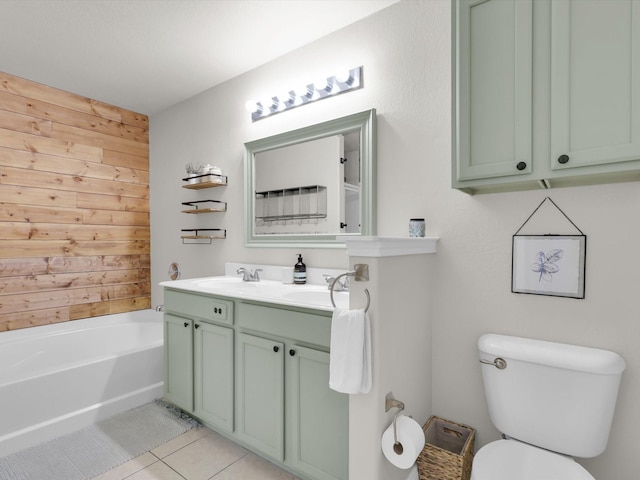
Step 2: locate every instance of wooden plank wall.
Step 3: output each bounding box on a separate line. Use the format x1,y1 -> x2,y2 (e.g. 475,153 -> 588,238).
0,71 -> 150,331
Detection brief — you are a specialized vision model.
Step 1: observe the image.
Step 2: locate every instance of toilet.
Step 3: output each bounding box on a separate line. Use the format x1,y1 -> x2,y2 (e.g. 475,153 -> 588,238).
472,333 -> 626,480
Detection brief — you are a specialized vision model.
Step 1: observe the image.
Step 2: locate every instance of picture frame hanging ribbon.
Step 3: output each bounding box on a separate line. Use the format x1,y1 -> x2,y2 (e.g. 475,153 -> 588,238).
511,197 -> 586,299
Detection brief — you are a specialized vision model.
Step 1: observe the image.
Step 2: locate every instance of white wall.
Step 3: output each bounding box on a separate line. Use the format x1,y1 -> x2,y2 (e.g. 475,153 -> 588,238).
150,1 -> 639,479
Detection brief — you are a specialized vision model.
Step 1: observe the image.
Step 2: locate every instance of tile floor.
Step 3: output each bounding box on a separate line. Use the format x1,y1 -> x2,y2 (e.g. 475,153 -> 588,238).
94,426 -> 300,480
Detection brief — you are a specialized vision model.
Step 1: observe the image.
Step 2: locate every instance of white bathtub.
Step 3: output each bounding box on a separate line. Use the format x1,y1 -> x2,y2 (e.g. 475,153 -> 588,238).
0,309 -> 164,458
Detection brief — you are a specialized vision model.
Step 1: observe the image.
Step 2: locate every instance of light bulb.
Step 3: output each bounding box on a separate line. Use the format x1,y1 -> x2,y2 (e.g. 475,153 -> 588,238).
336,69 -> 353,85
314,77 -> 329,92
278,91 -> 293,108
261,97 -> 274,112
245,100 -> 259,113
295,84 -> 312,99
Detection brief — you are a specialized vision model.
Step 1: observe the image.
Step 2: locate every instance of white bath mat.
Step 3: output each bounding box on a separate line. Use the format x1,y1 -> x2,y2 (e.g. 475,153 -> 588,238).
0,401 -> 197,480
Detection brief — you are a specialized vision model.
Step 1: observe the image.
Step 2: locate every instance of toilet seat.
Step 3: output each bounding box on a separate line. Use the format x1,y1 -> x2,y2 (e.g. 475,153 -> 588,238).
471,439 -> 595,480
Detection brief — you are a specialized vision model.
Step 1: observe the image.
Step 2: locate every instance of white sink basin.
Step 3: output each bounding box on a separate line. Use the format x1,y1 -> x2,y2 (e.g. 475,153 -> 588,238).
282,289 -> 349,309
191,277 -> 257,289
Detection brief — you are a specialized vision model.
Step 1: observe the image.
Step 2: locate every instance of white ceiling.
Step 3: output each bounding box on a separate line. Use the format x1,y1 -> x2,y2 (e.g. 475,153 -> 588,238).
0,0 -> 399,116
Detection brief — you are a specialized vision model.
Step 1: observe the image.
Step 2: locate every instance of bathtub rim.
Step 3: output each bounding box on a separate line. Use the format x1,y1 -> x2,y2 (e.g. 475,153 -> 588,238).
0,309 -> 164,387
0,308 -> 162,345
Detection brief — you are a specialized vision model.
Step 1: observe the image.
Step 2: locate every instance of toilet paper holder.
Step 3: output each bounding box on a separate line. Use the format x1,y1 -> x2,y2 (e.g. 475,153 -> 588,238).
385,392 -> 406,455
385,392 -> 405,413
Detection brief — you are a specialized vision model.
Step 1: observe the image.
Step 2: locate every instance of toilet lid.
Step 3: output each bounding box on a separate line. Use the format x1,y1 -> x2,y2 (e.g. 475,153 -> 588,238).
472,440 -> 595,480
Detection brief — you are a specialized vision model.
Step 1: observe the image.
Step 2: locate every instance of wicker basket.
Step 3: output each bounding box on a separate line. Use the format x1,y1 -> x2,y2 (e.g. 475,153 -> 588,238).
417,416 -> 475,480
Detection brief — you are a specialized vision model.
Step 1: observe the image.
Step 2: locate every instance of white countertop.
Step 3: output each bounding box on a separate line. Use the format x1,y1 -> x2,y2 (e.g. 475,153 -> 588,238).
160,276 -> 348,312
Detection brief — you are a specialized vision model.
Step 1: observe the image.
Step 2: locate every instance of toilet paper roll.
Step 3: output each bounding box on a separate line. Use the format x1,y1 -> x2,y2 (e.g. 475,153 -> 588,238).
381,415 -> 426,469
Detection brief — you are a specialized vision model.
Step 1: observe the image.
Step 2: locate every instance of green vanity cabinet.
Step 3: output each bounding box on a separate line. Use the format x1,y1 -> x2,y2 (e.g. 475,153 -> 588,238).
289,345 -> 349,480
453,0 -> 640,193
163,313 -> 194,412
163,289 -> 235,433
236,302 -> 349,480
194,321 -> 234,432
164,288 -> 233,326
236,332 -> 285,461
163,288 -> 348,480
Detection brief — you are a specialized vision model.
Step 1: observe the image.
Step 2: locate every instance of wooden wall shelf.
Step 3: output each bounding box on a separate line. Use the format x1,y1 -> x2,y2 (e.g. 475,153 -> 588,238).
180,228 -> 226,244
182,173 -> 228,189
181,174 -> 227,242
181,200 -> 227,214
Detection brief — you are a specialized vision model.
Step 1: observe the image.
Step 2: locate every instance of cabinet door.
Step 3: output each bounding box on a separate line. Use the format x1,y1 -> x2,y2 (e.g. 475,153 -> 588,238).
289,345 -> 349,480
194,322 -> 234,433
455,0 -> 533,181
551,0 -> 640,170
164,314 -> 193,412
236,333 -> 284,461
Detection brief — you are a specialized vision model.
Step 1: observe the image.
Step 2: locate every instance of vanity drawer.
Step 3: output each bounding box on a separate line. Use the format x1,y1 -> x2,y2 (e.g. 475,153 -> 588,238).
237,302 -> 331,348
165,289 -> 234,325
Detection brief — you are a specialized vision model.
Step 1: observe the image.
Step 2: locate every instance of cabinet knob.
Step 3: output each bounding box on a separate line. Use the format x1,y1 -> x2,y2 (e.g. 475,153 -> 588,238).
183,322 -> 189,328
289,349 -> 296,357
558,154 -> 570,164
516,161 -> 527,171
194,323 -> 200,329
273,346 -> 280,353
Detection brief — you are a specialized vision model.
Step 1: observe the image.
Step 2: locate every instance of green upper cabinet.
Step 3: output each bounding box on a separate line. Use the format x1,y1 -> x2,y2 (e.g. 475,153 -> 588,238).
550,0 -> 640,171
455,0 -> 533,181
453,0 -> 640,194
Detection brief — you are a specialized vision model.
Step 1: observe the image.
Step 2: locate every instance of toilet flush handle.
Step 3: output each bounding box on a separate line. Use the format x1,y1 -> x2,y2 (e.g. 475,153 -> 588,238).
480,357 -> 507,370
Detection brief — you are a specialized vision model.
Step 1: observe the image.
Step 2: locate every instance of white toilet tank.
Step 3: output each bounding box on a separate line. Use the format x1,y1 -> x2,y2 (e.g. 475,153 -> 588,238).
478,334 -> 626,458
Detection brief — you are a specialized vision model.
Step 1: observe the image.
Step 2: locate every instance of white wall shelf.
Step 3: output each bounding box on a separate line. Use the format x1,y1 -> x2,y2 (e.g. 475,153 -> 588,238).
343,236 -> 439,257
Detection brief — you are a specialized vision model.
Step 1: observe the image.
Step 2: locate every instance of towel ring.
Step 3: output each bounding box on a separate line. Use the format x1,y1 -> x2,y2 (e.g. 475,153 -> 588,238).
330,272 -> 370,312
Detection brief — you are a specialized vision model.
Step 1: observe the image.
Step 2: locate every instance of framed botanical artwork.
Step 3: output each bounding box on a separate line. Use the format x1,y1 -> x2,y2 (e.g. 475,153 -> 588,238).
512,234 -> 586,299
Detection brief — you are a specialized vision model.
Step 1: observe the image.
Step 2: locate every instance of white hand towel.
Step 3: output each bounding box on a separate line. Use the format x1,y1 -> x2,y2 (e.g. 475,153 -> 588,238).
329,307 -> 371,394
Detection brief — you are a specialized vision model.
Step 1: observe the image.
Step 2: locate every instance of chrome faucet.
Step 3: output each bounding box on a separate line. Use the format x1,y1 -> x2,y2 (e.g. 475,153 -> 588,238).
236,267 -> 262,282
323,274 -> 349,291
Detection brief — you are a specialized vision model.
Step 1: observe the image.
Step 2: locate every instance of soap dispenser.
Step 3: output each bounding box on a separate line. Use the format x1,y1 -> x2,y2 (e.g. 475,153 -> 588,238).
294,254 -> 307,285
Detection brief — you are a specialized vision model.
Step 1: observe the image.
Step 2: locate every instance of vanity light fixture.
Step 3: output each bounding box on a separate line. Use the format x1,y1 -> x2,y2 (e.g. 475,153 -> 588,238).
246,66 -> 362,121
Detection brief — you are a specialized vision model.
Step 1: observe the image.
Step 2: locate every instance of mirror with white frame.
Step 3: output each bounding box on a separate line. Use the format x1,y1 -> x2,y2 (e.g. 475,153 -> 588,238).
244,109 -> 376,247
